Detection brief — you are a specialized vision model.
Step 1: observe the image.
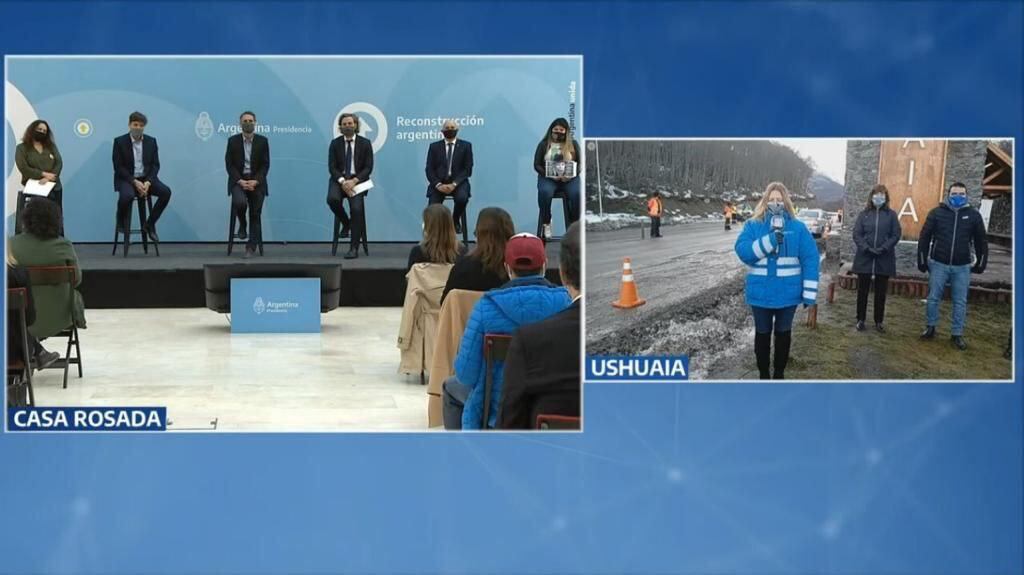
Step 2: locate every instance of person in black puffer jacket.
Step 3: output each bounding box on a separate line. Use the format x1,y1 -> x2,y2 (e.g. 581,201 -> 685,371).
916,182 -> 989,350
852,184 -> 902,332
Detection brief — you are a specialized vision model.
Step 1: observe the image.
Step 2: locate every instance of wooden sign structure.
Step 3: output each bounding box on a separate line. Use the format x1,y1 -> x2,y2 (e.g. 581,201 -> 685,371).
876,140 -> 948,240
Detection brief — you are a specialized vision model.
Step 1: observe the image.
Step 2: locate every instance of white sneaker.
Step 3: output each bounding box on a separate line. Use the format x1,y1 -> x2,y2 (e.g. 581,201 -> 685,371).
543,223 -> 552,239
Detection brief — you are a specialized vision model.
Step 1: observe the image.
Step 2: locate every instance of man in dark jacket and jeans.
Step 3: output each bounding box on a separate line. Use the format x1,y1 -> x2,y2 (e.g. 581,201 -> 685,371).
917,182 -> 989,350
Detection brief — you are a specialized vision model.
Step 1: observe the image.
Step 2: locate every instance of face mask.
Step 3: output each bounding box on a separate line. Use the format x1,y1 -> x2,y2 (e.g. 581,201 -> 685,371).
340,127 -> 355,137
872,195 -> 885,208
241,122 -> 255,134
767,201 -> 784,215
442,129 -> 458,140
551,132 -> 566,143
948,194 -> 968,209
130,127 -> 144,139
32,130 -> 47,142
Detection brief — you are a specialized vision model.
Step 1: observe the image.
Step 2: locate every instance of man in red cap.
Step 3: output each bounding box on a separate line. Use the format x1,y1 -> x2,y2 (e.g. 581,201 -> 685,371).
443,233 -> 572,430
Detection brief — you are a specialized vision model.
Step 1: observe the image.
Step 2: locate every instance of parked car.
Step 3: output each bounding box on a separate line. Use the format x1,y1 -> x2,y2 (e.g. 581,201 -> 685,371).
796,208 -> 828,238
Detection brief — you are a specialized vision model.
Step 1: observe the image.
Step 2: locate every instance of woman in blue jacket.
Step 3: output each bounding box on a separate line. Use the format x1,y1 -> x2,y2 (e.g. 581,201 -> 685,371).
734,182 -> 820,380
851,184 -> 901,332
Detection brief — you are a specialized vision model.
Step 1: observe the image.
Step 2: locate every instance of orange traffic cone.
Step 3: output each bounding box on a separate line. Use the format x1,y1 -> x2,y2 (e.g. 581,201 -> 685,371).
612,257 -> 646,309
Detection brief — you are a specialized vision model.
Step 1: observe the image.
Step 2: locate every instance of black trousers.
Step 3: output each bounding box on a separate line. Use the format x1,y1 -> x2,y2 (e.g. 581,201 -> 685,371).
856,273 -> 890,324
650,216 -> 661,237
231,185 -> 265,250
326,180 -> 365,249
427,185 -> 469,226
115,177 -> 172,230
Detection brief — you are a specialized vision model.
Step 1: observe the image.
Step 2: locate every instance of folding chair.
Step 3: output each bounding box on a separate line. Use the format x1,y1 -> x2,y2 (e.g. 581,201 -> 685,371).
6,287 -> 35,406
27,264 -> 83,389
481,333 -> 513,429
536,414 -> 581,430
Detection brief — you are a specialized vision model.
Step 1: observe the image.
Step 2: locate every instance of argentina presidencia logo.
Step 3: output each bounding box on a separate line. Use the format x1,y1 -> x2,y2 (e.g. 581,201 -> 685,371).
195,111 -> 214,141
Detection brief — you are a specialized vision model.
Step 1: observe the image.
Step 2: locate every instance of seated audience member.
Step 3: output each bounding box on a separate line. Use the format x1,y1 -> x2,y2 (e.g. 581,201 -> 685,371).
407,204 -> 466,272
499,222 -> 581,429
6,245 -> 59,369
441,207 -> 514,303
8,199 -> 87,342
442,233 -> 571,430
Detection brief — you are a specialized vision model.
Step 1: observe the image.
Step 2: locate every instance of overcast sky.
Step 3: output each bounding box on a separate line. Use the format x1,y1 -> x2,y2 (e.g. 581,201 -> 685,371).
773,138 -> 848,185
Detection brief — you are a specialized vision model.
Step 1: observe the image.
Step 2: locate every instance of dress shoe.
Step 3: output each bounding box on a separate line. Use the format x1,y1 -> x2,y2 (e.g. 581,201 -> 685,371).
951,335 -> 967,351
344,248 -> 359,259
237,227 -> 248,240
875,323 -> 885,333
339,225 -> 350,239
243,247 -> 254,259
33,350 -> 60,370
856,320 -> 865,332
143,223 -> 159,242
920,326 -> 936,340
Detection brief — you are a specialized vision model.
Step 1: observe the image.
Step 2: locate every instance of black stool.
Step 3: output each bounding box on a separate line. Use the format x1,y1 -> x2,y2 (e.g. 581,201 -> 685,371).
537,188 -> 573,239
331,210 -> 369,257
440,195 -> 469,243
112,194 -> 159,257
227,199 -> 265,256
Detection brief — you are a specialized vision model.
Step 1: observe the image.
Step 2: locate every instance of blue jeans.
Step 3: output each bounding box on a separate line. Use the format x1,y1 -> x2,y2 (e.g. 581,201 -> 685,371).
751,305 -> 797,334
537,176 -> 580,227
926,259 -> 970,336
442,376 -> 471,430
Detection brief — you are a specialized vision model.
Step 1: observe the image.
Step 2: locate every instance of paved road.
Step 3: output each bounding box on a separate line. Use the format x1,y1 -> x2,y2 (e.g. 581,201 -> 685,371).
585,221 -> 746,344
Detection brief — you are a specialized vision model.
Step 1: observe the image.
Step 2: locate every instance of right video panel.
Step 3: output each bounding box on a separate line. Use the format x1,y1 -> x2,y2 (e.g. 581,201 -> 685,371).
584,138 -> 1014,381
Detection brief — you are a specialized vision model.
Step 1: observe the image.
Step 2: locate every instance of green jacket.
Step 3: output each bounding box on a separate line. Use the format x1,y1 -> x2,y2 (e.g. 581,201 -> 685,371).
15,142 -> 63,191
8,233 -> 86,338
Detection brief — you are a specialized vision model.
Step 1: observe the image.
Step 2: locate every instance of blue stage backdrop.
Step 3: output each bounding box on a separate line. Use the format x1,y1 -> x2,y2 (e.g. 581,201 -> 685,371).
4,56 -> 582,241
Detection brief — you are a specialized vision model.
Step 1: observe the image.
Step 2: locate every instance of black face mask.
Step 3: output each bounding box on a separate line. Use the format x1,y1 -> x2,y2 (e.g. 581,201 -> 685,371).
442,129 -> 458,140
340,127 -> 356,137
32,130 -> 47,142
241,122 -> 255,134
551,132 -> 566,143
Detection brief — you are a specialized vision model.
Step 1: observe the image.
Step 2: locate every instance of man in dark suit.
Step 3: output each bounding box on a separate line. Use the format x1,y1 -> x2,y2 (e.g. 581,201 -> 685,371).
112,111 -> 173,241
327,113 -> 374,259
225,111 -> 270,257
425,119 -> 473,233
498,221 -> 581,429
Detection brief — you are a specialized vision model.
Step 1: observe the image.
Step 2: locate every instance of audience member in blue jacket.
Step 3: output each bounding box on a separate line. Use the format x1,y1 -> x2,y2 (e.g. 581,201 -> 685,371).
734,182 -> 820,380
443,233 -> 571,429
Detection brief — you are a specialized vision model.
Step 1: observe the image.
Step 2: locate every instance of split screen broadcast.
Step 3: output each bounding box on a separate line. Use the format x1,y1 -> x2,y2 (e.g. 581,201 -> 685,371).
4,57 -> 1013,432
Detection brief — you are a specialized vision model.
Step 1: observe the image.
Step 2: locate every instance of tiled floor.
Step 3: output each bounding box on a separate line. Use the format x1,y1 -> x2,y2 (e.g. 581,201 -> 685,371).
29,308 -> 433,432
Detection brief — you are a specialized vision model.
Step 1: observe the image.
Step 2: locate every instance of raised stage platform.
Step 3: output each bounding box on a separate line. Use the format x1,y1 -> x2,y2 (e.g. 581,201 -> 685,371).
76,241 -> 563,308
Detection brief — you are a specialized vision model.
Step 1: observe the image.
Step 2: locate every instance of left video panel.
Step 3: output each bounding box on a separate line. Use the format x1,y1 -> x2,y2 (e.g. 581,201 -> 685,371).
4,55 -> 583,432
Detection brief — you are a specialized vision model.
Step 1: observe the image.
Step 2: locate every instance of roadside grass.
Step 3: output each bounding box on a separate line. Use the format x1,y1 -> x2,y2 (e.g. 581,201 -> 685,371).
783,287 -> 1012,381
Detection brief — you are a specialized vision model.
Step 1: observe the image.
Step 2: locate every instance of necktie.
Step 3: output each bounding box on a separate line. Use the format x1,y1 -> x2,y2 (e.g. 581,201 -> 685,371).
344,140 -> 353,177
446,143 -> 453,178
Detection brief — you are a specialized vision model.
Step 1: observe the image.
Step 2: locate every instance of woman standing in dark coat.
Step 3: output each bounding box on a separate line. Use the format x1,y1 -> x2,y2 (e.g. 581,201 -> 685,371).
851,184 -> 902,332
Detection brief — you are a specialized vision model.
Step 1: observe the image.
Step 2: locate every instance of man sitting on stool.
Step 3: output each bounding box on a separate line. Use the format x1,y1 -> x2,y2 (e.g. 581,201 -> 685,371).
112,111 -> 173,241
225,111 -> 270,258
425,119 -> 473,233
327,113 -> 374,259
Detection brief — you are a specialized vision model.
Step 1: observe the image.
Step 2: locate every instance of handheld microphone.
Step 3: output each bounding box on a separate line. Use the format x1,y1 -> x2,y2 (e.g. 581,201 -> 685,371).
771,215 -> 784,246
